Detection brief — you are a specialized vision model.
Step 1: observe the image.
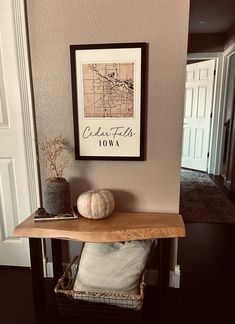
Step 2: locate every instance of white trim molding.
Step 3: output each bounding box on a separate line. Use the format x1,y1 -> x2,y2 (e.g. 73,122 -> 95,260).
11,0 -> 41,265
12,0 -> 40,212
223,43 -> 235,57
218,43 -> 235,176
187,52 -> 223,60
44,260 -> 180,288
208,53 -> 224,175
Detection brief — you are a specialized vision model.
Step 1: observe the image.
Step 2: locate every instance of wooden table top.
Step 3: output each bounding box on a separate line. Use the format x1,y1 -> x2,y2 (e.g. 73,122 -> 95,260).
13,211 -> 185,242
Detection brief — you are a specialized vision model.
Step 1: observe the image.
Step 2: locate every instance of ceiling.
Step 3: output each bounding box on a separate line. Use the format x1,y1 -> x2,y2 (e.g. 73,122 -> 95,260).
189,0 -> 235,34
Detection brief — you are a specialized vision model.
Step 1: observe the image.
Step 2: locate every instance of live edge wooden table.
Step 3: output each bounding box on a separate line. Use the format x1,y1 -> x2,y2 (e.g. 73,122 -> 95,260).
14,211 -> 185,316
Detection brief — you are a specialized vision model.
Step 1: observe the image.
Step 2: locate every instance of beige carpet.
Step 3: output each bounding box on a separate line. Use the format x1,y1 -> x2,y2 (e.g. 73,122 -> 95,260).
180,170 -> 235,223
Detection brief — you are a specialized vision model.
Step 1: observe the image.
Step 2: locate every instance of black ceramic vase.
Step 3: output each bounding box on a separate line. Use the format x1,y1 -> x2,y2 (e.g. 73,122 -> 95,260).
44,178 -> 71,215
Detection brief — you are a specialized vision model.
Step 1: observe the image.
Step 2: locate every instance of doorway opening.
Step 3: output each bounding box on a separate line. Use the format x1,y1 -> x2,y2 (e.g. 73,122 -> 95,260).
180,48 -> 235,224
181,59 -> 216,173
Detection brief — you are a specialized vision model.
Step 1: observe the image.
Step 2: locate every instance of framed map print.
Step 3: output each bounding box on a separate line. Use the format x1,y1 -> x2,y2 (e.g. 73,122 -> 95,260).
70,42 -> 147,160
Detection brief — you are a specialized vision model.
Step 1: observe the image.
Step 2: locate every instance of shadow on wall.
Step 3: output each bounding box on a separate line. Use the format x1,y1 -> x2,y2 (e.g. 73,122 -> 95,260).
69,177 -> 91,206
111,190 -> 137,212
69,177 -> 137,212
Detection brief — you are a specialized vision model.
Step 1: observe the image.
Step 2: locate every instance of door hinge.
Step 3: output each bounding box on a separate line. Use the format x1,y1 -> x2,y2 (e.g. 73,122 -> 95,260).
210,112 -> 212,118
207,152 -> 210,158
214,69 -> 216,76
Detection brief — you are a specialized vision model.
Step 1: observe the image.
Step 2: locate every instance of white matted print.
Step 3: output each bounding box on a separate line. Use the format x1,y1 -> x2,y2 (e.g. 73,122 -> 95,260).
70,43 -> 147,160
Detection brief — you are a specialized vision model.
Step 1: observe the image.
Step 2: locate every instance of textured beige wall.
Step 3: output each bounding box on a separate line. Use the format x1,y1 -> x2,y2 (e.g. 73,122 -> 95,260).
26,0 -> 189,215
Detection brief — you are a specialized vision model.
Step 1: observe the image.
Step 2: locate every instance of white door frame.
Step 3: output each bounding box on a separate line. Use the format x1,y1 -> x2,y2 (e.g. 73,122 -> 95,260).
13,0 -> 40,210
219,44 -> 235,177
187,52 -> 224,175
3,0 -> 40,264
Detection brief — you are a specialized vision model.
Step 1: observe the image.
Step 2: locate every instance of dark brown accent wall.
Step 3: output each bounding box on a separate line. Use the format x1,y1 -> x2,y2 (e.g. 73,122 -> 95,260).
188,33 -> 225,53
188,22 -> 235,54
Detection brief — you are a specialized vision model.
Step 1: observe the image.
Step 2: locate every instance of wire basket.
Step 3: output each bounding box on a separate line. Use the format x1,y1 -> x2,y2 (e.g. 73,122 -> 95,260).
54,255 -> 146,322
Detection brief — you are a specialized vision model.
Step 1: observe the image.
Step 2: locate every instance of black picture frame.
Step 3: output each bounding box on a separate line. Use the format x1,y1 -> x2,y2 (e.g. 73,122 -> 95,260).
70,42 -> 147,160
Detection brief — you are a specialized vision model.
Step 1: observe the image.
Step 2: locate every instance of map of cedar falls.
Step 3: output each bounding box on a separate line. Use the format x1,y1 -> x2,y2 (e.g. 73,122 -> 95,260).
82,62 -> 134,118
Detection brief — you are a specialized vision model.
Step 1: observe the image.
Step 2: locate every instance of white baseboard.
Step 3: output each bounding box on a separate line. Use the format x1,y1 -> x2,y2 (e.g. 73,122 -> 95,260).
46,260 -> 54,278
43,259 -> 53,278
169,265 -> 181,288
43,261 -> 180,288
145,267 -> 181,288
145,266 -> 181,288
44,262 -> 159,284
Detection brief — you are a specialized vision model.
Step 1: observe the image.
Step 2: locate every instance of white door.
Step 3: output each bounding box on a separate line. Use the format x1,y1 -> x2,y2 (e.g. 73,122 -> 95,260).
0,0 -> 39,266
181,59 -> 215,171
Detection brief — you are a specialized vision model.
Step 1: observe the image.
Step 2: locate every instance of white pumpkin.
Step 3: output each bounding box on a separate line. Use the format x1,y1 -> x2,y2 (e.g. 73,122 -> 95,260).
77,189 -> 115,219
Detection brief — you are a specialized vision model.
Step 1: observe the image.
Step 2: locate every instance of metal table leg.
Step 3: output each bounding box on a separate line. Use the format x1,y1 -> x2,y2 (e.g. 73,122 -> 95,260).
51,239 -> 63,282
29,238 -> 46,315
158,238 -> 171,302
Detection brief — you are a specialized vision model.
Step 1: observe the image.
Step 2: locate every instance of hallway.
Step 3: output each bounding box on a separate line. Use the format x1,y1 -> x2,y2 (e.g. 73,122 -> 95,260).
180,169 -> 235,223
